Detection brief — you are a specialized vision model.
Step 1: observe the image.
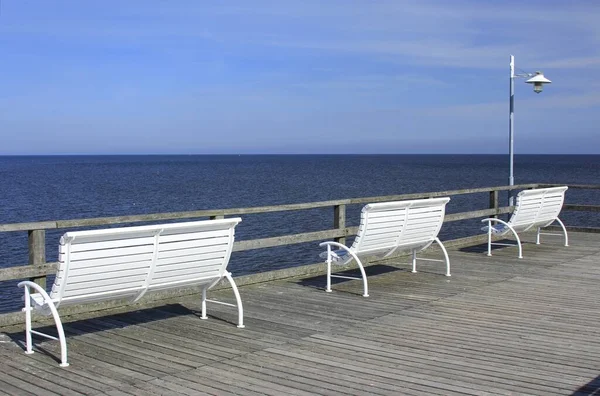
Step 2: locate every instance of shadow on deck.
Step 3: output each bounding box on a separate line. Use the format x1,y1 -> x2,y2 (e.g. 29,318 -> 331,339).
1,231 -> 599,395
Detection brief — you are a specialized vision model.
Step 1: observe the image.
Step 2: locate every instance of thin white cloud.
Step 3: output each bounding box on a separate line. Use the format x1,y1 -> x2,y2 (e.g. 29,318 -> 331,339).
3,1 -> 599,71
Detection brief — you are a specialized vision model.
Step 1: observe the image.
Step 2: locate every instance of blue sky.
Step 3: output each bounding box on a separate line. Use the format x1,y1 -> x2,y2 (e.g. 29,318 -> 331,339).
1,1 -> 599,154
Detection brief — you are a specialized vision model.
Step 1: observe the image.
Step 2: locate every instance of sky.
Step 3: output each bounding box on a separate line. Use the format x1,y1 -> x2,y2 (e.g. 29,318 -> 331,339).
1,1 -> 599,155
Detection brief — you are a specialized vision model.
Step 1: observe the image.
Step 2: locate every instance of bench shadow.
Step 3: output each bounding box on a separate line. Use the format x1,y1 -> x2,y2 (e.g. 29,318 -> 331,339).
4,303 -> 232,365
571,374 -> 600,395
295,264 -> 403,291
459,239 -> 533,254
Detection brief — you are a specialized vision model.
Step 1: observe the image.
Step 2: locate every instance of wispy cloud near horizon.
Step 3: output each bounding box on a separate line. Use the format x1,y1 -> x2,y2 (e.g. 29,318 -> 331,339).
1,0 -> 599,154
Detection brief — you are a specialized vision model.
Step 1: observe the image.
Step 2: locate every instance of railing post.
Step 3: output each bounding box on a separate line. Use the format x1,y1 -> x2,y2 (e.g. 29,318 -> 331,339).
334,204 -> 346,246
489,190 -> 499,218
28,229 -> 46,289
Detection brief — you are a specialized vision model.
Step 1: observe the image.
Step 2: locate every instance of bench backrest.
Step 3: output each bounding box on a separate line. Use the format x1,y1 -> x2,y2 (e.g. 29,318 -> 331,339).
50,218 -> 241,308
509,186 -> 568,232
350,197 -> 450,257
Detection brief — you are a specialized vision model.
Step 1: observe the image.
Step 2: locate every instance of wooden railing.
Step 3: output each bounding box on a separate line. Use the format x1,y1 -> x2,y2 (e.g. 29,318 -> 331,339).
0,183 -> 598,324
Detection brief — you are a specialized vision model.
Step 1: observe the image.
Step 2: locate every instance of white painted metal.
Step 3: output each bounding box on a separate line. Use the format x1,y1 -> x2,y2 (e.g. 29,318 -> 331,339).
18,218 -> 244,367
17,281 -> 69,367
482,186 -> 568,258
320,198 -> 451,297
509,54 -> 515,206
508,55 -> 551,205
525,72 -> 552,84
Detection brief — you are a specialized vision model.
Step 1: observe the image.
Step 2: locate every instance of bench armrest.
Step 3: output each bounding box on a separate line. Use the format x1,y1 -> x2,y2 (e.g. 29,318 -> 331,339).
481,218 -> 510,226
319,241 -> 351,252
18,281 -> 53,302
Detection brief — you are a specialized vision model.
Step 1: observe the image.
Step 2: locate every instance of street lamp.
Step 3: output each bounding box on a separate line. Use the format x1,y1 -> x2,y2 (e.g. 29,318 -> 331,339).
508,54 -> 551,205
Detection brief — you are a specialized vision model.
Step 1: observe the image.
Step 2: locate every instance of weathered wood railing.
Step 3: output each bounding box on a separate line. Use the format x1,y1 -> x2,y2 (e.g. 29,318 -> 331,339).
0,183 -> 598,324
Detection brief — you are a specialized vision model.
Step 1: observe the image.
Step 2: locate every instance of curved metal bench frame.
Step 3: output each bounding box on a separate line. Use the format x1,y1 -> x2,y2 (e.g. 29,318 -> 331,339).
320,198 -> 451,297
18,218 -> 244,367
482,186 -> 568,258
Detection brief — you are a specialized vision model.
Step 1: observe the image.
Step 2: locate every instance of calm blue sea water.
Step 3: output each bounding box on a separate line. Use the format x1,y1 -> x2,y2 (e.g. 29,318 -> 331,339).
1,154 -> 599,312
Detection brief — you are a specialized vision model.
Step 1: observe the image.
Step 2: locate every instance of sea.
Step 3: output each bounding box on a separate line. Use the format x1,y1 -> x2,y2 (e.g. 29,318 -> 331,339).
1,154 -> 599,313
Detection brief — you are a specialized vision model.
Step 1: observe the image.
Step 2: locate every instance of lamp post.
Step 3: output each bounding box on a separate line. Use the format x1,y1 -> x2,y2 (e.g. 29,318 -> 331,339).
508,54 -> 551,206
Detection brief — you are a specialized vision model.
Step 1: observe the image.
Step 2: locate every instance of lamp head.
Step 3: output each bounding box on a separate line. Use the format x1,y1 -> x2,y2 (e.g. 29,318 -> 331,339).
526,71 -> 551,94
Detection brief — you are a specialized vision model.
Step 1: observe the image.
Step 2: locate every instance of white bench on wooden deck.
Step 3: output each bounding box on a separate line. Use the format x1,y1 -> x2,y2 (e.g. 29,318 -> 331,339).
17,218 -> 244,367
482,186 -> 568,258
319,197 -> 451,297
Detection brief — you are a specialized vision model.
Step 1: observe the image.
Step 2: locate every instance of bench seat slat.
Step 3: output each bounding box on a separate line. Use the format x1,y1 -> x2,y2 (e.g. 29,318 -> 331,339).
48,218 -> 241,304
62,275 -> 149,293
68,236 -> 157,253
157,237 -> 230,252
158,229 -> 231,243
153,258 -> 224,276
482,186 -> 568,258
68,245 -> 155,261
150,269 -> 224,285
157,244 -> 227,259
353,198 -> 449,255
147,276 -> 219,291
320,197 -> 451,296
59,288 -> 143,304
366,218 -> 406,228
19,218 -> 245,367
404,218 -> 444,229
63,280 -> 148,298
366,210 -> 408,219
67,265 -> 150,280
59,252 -> 154,270
155,253 -> 225,266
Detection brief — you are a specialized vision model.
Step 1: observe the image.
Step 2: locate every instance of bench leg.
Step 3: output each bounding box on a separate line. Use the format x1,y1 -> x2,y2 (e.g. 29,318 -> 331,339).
225,272 -> 245,328
556,217 -> 569,247
18,281 -> 69,367
22,287 -> 34,356
482,219 -> 522,259
487,223 -> 493,257
51,308 -> 69,367
201,287 -> 208,320
411,250 -> 417,273
514,231 -> 523,259
435,237 -> 451,277
326,245 -> 332,293
355,257 -> 369,298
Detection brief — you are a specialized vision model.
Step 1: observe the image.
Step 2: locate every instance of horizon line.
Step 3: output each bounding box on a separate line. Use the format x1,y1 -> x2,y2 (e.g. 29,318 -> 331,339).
1,153 -> 599,157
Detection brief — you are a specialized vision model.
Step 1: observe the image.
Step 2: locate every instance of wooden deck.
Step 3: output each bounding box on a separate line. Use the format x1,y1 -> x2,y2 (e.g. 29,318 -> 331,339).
1,232 -> 599,395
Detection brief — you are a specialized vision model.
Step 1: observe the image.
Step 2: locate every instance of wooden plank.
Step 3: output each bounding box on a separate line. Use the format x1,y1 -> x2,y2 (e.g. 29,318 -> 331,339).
0,262 -> 59,281
173,370 -> 271,396
0,350 -> 116,394
1,183 -> 545,231
0,359 -> 82,395
0,231 -> 599,395
302,334 -> 589,391
236,351 -> 448,396
28,229 -> 47,289
0,378 -> 39,396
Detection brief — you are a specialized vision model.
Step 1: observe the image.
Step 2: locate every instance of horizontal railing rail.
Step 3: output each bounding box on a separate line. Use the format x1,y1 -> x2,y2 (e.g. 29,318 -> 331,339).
0,184 -> 537,232
0,183 -> 598,301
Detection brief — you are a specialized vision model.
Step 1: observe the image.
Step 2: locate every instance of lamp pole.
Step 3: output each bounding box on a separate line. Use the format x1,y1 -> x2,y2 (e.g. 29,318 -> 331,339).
509,55 -> 515,206
507,55 -> 551,206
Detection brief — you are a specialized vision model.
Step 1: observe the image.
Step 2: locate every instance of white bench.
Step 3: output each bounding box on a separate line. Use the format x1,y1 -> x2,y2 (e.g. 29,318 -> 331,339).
482,186 -> 568,258
319,198 -> 451,297
18,218 -> 244,367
